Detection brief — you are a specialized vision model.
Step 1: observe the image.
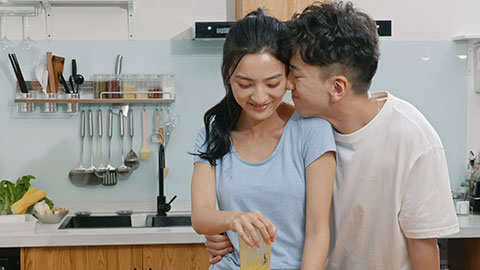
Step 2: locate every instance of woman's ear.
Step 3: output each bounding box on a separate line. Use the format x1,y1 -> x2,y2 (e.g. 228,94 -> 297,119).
329,75 -> 349,103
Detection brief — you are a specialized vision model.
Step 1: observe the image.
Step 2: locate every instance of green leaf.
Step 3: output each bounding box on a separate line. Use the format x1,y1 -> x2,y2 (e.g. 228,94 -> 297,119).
44,197 -> 54,209
4,182 -> 15,205
0,176 -> 37,215
14,175 -> 35,201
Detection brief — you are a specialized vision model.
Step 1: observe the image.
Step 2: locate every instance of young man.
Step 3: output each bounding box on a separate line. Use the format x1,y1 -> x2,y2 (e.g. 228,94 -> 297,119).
205,2 -> 459,269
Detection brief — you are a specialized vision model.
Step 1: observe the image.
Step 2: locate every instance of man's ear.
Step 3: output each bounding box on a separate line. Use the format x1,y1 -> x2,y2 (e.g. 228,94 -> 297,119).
329,75 -> 349,103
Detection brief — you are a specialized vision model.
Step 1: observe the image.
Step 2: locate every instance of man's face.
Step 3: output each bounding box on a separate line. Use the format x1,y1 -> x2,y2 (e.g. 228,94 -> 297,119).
287,51 -> 331,118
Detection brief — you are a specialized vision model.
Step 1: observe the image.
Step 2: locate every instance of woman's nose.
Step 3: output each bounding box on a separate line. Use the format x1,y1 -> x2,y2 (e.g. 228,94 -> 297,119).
251,87 -> 269,104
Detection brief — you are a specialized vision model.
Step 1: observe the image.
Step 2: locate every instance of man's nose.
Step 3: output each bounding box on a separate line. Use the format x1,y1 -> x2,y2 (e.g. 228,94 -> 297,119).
286,72 -> 296,91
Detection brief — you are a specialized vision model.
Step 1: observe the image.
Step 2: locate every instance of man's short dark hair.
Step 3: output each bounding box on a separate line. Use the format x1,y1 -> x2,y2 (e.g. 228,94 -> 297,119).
285,1 -> 380,94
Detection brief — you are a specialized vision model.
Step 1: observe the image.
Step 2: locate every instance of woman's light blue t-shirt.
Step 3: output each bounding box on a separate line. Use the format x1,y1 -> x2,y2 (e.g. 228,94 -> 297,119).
193,111 -> 336,270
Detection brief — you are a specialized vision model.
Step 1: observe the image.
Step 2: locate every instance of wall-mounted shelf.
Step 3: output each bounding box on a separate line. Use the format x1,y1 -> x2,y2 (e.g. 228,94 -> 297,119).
41,0 -> 134,40
13,80 -> 175,115
14,97 -> 174,104
4,0 -> 134,40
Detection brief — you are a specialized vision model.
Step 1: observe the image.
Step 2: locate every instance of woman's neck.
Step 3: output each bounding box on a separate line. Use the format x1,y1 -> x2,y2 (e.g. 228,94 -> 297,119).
235,102 -> 294,136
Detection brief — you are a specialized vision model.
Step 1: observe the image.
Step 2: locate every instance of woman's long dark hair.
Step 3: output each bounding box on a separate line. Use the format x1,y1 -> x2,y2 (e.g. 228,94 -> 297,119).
197,8 -> 290,166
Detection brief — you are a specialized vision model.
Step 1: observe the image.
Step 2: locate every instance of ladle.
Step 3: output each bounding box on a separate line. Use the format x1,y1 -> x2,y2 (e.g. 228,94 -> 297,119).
94,109 -> 107,178
85,109 -> 102,185
69,110 -> 88,186
117,109 -> 131,176
124,109 -> 139,169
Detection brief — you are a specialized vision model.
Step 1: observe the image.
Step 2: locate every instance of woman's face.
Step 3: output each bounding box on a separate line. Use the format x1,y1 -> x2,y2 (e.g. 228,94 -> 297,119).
229,53 -> 287,123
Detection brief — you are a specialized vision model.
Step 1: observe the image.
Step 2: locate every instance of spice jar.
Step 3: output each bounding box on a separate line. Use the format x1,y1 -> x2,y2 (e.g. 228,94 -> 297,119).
106,74 -> 120,99
135,74 -> 148,99
93,74 -> 108,99
121,74 -> 136,99
161,74 -> 175,99
148,74 -> 162,99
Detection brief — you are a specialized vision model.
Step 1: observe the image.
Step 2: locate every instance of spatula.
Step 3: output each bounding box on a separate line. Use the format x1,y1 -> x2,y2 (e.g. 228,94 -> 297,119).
140,109 -> 151,160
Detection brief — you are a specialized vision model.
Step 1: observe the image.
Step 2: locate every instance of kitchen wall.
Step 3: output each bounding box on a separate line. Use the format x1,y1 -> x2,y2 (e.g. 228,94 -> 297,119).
0,0 -> 471,204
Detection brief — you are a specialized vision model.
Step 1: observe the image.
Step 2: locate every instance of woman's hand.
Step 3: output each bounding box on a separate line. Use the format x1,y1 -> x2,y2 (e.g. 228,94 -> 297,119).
227,211 -> 276,248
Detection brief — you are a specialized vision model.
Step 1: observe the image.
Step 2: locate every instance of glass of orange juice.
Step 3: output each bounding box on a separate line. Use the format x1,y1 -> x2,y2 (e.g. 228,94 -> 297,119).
239,230 -> 271,270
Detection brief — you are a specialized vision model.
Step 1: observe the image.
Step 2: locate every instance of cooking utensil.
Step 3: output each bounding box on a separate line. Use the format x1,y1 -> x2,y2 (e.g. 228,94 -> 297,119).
125,109 -> 139,169
68,75 -> 74,92
164,108 -> 179,148
85,109 -> 102,185
104,109 -> 117,186
72,59 -> 84,93
95,109 -> 107,178
52,55 -> 65,93
42,69 -> 48,95
8,53 -> 28,93
35,63 -> 47,94
153,108 -> 161,133
109,54 -> 129,115
115,54 -> 123,75
46,52 -> 55,93
11,53 -> 28,92
69,110 -> 88,186
58,72 -> 71,94
117,109 -> 131,177
140,109 -> 151,160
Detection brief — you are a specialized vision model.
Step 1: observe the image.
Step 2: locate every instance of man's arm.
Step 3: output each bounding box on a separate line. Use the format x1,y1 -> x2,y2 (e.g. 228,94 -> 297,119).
204,234 -> 233,264
407,238 -> 439,270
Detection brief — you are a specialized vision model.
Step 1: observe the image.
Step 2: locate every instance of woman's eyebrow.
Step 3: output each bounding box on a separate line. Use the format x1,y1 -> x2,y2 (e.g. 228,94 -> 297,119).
234,74 -> 254,81
234,73 -> 283,81
264,73 -> 283,81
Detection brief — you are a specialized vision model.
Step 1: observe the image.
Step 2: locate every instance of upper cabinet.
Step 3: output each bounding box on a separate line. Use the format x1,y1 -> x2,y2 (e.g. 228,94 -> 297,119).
235,0 -> 329,21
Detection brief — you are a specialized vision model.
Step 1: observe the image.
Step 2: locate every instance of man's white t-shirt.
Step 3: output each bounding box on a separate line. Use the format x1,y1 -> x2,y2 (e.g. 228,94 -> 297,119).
327,91 -> 459,270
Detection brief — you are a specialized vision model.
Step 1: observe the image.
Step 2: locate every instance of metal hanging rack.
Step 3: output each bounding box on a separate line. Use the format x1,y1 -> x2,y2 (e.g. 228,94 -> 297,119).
0,1 -> 42,16
0,0 -> 134,40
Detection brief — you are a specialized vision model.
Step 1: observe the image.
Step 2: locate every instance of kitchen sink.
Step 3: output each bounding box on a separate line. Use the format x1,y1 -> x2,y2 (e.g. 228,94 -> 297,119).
146,215 -> 191,227
58,214 -> 191,229
58,215 -> 131,229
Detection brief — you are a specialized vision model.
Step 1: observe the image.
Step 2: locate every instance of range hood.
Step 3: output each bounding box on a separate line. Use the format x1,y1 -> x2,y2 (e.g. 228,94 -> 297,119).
195,22 -> 236,39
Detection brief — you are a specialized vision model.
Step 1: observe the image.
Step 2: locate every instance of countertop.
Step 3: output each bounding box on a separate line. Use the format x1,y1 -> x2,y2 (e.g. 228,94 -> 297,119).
0,201 -> 205,248
2,202 -> 480,248
443,214 -> 480,238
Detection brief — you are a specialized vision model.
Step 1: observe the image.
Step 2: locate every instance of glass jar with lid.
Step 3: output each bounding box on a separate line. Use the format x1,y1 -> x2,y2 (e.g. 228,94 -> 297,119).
121,74 -> 137,99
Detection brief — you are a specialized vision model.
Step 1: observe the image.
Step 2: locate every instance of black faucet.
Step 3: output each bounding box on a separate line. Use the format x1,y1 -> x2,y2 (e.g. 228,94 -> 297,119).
157,143 -> 177,216
146,136 -> 191,227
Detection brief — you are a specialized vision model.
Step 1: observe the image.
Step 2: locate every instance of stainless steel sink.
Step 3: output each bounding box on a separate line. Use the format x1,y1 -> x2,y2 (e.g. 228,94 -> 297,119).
58,215 -> 131,229
58,214 -> 191,229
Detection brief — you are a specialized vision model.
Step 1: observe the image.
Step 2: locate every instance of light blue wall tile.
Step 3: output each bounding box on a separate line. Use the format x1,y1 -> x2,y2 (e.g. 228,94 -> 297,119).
0,40 -> 467,203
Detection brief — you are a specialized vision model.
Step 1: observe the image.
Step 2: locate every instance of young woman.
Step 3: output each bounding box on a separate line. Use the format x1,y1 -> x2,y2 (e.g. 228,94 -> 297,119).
191,9 -> 336,270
